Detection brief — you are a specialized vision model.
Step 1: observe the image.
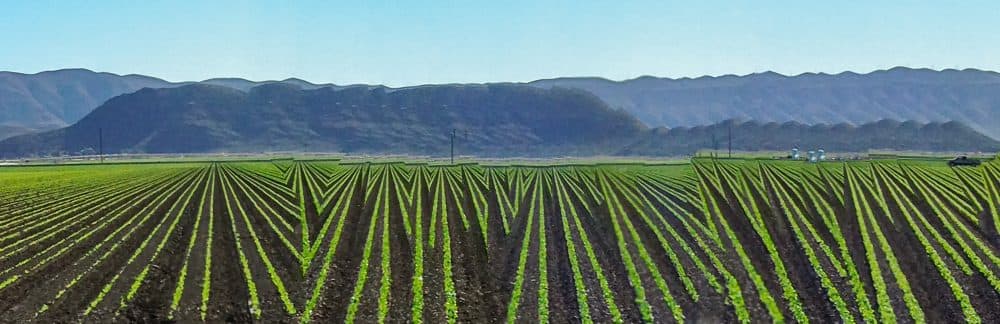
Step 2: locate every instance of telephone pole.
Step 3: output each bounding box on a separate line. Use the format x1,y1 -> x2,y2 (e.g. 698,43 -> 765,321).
448,129 -> 471,164
727,122 -> 732,158
98,128 -> 104,163
450,129 -> 456,165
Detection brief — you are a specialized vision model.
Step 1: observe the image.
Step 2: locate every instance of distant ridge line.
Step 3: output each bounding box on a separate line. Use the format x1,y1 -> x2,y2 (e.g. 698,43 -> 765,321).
4,65 -> 1000,88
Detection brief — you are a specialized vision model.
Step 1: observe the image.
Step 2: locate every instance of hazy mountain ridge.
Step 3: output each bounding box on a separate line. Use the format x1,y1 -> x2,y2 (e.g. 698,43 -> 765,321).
0,83 -> 645,157
622,119 -> 1000,156
1,82 -> 995,158
0,69 -> 379,140
5,67 -> 1000,141
3,67 -> 1000,155
530,67 -> 1000,139
0,69 -> 174,134
0,125 -> 34,141
197,77 -> 372,91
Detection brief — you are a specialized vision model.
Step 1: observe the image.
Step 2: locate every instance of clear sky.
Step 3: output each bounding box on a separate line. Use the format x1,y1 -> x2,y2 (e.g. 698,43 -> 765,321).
2,1 -> 998,87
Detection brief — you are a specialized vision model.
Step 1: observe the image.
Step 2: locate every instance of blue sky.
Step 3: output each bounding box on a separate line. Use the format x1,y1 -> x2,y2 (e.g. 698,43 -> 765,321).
2,1 -> 998,87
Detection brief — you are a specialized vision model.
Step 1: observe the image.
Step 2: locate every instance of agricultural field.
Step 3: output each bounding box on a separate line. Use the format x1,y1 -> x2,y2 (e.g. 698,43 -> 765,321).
1,158 -> 999,323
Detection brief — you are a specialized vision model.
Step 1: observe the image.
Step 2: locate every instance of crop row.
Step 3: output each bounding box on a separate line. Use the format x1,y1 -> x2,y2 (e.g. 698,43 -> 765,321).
2,159 -> 999,322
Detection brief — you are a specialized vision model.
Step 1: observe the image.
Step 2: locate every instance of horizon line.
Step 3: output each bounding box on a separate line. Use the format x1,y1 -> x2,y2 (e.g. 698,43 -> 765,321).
2,65 -> 998,88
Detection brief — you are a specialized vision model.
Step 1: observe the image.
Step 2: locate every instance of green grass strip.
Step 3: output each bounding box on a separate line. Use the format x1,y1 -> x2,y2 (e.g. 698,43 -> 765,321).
505,175 -> 539,324
411,169 -> 427,324
537,173 -> 550,323
83,169 -> 206,316
695,165 -> 781,322
201,165 -> 217,320
170,166 -> 215,319
598,172 -> 655,323
345,166 -> 387,324
440,170 -> 459,323
762,167 -> 854,323
847,166 -> 896,324
553,173 -> 594,323
604,172 -> 684,323
610,174 -> 699,301
877,167 -> 979,323
559,174 -> 624,322
378,170 -> 392,323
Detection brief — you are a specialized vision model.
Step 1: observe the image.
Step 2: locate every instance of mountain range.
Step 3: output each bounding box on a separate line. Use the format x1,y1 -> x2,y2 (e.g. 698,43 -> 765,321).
531,67 -> 1000,139
0,83 -> 644,157
623,119 -> 1000,156
4,67 -> 1000,141
0,68 -> 999,157
1,82 -> 996,158
0,69 -> 367,139
0,69 -> 171,138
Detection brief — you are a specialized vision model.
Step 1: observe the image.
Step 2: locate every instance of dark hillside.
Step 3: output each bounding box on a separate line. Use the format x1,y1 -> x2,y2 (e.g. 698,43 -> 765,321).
0,84 -> 644,157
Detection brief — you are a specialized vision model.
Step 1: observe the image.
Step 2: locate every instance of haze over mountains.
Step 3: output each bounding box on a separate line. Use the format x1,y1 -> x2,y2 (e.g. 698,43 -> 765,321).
0,69 -> 374,139
623,119 -> 999,156
4,67 -> 1000,140
531,67 -> 1000,139
1,82 -> 997,158
1,67 -> 999,157
0,69 -> 171,138
0,84 -> 645,157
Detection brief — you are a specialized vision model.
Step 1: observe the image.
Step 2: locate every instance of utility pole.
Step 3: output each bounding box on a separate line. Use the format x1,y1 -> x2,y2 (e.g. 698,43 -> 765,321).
728,122 -> 732,158
448,129 -> 472,164
450,128 -> 456,165
98,127 -> 104,163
